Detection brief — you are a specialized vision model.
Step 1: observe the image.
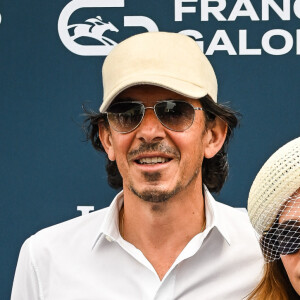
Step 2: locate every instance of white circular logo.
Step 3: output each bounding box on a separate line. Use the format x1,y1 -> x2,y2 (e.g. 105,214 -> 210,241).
58,0 -> 158,56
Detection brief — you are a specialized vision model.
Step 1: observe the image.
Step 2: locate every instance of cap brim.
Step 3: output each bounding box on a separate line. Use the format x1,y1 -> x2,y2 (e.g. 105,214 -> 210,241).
99,74 -> 210,113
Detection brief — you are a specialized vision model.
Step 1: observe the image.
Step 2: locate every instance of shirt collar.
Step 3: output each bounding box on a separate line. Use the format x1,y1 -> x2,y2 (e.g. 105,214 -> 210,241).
92,187 -> 231,250
91,191 -> 124,250
203,185 -> 231,245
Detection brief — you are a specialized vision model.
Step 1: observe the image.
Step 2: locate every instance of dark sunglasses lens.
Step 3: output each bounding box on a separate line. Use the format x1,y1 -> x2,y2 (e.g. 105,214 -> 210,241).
107,102 -> 143,132
277,225 -> 300,255
155,101 -> 194,131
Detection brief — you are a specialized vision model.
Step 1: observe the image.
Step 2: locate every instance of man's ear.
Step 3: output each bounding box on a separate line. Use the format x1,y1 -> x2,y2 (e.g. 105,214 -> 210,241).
204,117 -> 228,159
98,123 -> 116,161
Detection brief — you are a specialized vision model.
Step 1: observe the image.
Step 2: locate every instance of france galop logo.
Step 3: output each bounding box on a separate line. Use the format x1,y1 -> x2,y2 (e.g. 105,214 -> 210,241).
68,16 -> 118,45
58,0 -> 125,56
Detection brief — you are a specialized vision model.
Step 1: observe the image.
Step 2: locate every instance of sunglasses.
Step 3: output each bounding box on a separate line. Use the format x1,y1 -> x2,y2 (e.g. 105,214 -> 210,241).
264,220 -> 300,256
106,100 -> 204,133
276,221 -> 300,255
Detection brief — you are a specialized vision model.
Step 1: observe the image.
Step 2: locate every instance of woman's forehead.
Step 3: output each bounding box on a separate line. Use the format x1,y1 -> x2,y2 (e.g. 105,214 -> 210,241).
279,189 -> 300,222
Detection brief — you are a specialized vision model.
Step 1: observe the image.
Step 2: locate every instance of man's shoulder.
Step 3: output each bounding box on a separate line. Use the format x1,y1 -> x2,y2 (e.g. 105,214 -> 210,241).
205,188 -> 250,226
215,200 -> 248,219
214,200 -> 259,240
28,206 -> 109,252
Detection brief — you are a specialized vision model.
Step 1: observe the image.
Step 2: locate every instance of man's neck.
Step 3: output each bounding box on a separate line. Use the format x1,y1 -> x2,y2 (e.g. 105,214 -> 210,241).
120,184 -> 206,280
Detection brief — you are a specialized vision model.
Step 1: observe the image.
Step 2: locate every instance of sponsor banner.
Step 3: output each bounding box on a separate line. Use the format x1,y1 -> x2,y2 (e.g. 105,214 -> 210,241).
58,0 -> 300,56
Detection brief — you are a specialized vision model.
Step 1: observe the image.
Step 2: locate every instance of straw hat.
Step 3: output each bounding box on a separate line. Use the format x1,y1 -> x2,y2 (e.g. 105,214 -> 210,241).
99,32 -> 217,112
248,137 -> 300,235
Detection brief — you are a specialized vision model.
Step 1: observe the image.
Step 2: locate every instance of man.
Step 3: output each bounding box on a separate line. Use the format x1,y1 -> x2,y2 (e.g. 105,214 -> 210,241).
12,32 -> 263,300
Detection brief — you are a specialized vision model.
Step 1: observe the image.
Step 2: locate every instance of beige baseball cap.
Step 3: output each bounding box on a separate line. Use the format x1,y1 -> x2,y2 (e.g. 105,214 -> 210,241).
99,32 -> 218,113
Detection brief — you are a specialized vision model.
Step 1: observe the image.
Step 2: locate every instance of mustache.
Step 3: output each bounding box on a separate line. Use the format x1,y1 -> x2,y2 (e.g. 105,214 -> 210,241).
127,142 -> 180,160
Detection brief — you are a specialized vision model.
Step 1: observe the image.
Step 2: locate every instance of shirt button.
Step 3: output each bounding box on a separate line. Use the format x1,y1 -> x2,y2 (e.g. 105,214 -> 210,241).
105,235 -> 113,242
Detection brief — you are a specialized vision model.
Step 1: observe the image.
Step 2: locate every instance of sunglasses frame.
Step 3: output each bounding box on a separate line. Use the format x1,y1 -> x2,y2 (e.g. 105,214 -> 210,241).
106,100 -> 204,133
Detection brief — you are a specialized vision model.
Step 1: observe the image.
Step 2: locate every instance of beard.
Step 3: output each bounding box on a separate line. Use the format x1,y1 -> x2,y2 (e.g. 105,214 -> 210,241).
126,139 -> 204,203
130,184 -> 183,203
129,166 -> 201,203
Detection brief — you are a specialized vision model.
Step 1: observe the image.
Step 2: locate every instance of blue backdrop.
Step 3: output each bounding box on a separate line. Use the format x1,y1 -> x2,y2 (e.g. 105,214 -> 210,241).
1,0 -> 300,298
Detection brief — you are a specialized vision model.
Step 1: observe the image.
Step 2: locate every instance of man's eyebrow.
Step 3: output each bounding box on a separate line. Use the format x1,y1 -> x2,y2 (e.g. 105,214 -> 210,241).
113,97 -> 187,102
113,96 -> 139,103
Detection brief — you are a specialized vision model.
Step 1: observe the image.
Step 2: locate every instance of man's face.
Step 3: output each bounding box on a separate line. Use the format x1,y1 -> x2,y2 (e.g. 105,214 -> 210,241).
100,85 -> 215,203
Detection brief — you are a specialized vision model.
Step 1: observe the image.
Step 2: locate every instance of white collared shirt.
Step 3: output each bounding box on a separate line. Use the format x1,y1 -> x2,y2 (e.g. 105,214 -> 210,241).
11,188 -> 263,300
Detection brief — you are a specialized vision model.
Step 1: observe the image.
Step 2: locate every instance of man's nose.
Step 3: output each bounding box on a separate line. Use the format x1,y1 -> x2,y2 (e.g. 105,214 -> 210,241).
135,108 -> 166,143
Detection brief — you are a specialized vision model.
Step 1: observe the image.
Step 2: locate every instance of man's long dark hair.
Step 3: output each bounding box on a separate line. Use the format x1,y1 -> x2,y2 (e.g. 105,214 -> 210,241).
83,95 -> 239,193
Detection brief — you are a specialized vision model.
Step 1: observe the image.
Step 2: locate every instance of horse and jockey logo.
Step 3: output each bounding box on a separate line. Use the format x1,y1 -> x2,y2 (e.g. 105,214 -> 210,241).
68,16 -> 119,45
58,0 -> 125,56
58,0 -> 158,56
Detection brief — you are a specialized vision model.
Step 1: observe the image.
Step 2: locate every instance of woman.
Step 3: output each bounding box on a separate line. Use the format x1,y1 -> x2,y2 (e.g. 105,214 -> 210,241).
247,137 -> 300,300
